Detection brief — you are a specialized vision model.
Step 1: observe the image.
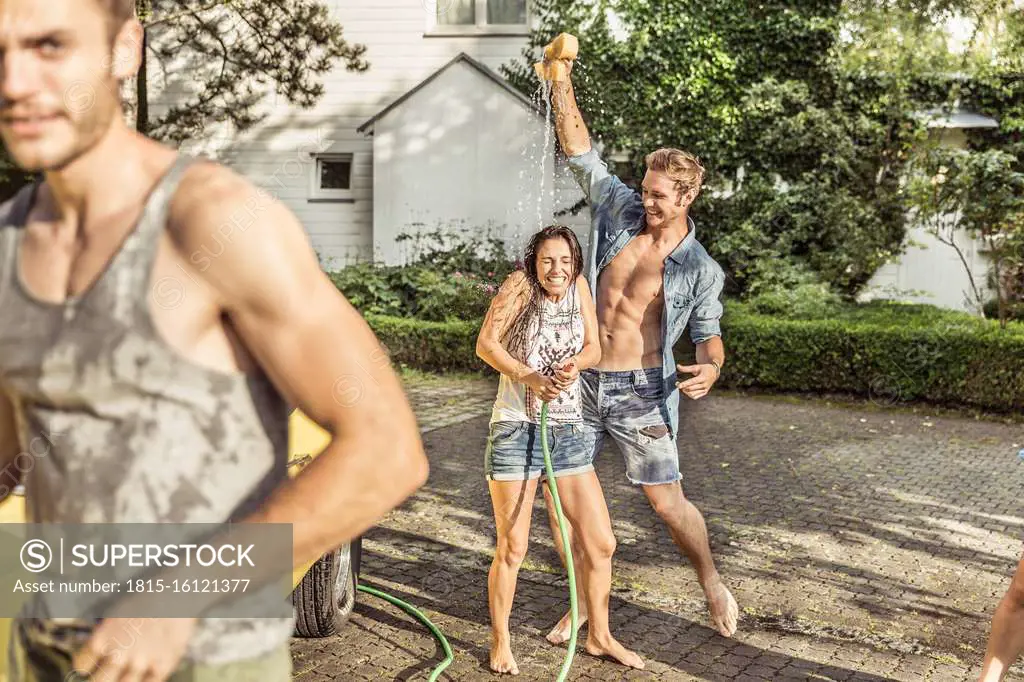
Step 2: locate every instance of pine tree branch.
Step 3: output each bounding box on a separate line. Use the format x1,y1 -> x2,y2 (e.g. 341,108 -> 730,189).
143,1 -> 234,29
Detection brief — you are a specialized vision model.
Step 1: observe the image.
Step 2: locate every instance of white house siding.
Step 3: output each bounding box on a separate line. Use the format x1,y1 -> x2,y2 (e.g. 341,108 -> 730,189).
145,0 -> 551,269
860,128 -> 992,313
368,60 -> 557,265
860,224 -> 992,312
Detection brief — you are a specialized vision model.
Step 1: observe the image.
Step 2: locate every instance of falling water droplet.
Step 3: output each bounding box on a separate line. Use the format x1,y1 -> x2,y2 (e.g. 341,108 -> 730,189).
535,78 -> 554,231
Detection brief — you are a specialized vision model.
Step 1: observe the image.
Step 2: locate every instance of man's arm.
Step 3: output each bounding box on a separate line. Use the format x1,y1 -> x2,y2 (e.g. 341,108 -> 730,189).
550,72 -> 592,157
695,336 -> 725,376
0,386 -> 20,504
551,275 -> 602,391
172,164 -> 429,570
678,269 -> 726,400
549,63 -> 635,213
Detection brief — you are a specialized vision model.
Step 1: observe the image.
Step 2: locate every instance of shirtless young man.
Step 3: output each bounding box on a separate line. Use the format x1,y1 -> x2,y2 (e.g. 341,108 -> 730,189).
541,58 -> 740,642
0,0 -> 428,680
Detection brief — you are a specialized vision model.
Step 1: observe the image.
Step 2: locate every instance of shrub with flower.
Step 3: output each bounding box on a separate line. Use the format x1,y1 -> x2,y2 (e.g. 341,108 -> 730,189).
331,229 -> 515,323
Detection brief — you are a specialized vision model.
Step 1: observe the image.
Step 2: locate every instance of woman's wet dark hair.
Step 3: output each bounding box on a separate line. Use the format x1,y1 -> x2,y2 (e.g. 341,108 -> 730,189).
522,224 -> 584,287
501,225 -> 584,362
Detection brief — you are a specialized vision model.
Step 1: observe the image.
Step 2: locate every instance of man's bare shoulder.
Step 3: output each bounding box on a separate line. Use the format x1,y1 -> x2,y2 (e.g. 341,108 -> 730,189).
164,158 -> 319,309
168,159 -> 267,232
166,159 -> 302,258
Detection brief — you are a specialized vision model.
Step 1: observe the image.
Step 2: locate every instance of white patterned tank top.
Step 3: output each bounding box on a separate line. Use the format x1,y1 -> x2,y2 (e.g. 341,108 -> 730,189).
490,283 -> 585,425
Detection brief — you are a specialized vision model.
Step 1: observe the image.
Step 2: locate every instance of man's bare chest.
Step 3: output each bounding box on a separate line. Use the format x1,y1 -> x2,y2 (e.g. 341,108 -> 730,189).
598,237 -> 671,308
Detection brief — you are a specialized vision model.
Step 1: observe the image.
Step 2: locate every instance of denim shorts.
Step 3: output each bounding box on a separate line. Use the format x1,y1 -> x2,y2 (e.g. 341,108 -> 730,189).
484,420 -> 594,481
579,367 -> 682,486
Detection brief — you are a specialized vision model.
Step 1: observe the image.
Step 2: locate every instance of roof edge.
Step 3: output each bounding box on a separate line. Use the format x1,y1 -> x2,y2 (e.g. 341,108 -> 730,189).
357,52 -> 543,134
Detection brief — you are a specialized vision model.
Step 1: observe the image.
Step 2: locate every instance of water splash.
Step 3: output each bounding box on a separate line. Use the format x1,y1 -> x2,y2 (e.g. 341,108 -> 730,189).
511,61 -> 589,262
510,75 -> 556,262
538,78 -> 554,236
512,83 -> 542,257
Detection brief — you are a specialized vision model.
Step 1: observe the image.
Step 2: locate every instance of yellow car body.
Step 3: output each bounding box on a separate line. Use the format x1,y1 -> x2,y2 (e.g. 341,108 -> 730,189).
0,409 -> 332,682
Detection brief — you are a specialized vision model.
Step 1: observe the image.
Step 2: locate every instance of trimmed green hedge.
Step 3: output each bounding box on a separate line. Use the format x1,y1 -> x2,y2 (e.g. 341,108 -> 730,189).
717,306 -> 1024,412
363,304 -> 1024,413
364,313 -> 487,374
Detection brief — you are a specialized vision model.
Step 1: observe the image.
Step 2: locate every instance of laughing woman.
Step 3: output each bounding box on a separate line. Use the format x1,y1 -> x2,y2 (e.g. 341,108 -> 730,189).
475,225 -> 644,675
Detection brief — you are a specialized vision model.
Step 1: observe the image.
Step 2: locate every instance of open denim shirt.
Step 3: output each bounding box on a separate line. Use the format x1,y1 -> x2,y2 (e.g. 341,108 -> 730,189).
568,147 -> 726,438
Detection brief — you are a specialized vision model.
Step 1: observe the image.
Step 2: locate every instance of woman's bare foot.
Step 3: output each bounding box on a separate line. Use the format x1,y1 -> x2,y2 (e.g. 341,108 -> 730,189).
545,607 -> 588,645
705,577 -> 739,637
490,636 -> 520,675
585,633 -> 645,669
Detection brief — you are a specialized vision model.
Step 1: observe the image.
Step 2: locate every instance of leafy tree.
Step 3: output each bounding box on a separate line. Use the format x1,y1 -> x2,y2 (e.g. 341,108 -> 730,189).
836,0 -> 1010,76
503,0 -> 841,179
0,0 -> 368,200
505,0 -> 1024,302
717,78 -> 919,294
852,0 -> 1024,322
136,0 -> 367,141
906,146 -> 1024,326
502,0 -> 915,297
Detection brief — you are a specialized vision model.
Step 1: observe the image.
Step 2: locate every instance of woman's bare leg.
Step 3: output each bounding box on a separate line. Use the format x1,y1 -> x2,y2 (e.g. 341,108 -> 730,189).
488,478 -> 540,676
548,471 -> 643,669
542,483 -> 589,643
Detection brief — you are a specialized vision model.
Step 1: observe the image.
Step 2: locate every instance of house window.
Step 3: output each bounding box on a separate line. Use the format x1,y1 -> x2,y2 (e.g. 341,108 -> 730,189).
486,0 -> 527,24
311,154 -> 354,201
431,0 -> 528,34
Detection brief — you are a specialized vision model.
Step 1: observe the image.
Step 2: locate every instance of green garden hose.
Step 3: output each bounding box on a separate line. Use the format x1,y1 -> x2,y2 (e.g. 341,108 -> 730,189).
353,401 -> 576,681
356,583 -> 454,681
540,401 -> 580,682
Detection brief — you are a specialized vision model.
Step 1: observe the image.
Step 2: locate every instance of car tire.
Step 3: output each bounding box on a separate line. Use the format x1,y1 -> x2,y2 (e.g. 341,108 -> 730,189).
292,536 -> 362,637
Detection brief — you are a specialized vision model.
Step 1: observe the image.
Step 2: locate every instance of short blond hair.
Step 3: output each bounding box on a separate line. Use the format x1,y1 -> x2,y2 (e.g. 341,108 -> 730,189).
645,148 -> 705,203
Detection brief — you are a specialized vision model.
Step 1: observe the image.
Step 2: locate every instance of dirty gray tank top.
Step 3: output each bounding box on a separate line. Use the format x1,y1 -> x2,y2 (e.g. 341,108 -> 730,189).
0,155 -> 295,665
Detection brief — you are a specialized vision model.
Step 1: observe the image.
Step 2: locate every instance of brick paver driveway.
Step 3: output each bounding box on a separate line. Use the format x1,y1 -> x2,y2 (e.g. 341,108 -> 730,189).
291,375 -> 1024,681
